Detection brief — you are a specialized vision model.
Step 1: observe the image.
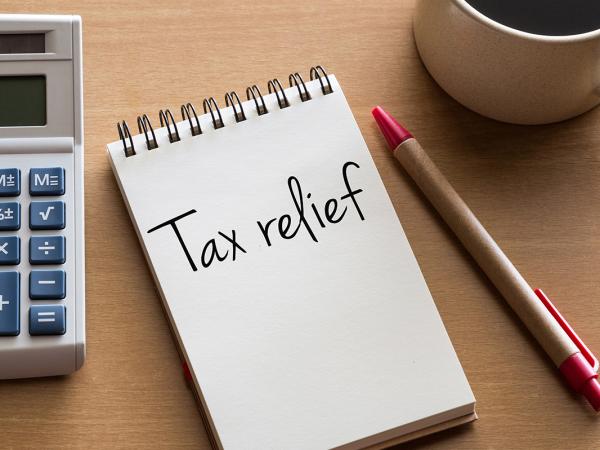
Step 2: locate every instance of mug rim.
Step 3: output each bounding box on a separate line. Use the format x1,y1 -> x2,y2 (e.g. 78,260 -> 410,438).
454,0 -> 600,43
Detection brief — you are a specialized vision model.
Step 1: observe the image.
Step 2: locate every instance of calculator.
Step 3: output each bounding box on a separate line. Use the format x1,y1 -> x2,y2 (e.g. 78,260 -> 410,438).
0,15 -> 84,379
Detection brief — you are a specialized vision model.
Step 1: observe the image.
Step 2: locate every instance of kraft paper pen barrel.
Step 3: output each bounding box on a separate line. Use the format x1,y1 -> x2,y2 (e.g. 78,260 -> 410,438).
372,105 -> 600,411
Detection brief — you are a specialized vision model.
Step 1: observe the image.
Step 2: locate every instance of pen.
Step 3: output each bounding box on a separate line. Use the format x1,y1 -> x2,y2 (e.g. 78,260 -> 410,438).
372,106 -> 600,411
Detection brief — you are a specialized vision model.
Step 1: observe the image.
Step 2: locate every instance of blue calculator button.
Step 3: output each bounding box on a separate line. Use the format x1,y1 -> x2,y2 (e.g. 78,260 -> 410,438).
0,169 -> 20,196
29,167 -> 65,196
30,236 -> 66,265
30,270 -> 66,300
30,201 -> 65,230
0,202 -> 20,230
0,271 -> 20,336
0,236 -> 20,265
29,305 -> 66,336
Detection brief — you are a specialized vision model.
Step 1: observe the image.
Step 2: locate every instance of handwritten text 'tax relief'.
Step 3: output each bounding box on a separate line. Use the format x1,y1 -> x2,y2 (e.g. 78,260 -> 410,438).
147,161 -> 365,272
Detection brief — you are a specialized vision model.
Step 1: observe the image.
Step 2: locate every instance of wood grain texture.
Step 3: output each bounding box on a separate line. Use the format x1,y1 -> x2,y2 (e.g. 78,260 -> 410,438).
0,1 -> 599,448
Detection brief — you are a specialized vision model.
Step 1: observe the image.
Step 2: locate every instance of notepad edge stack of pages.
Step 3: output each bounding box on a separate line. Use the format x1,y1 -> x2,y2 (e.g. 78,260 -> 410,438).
107,71 -> 476,449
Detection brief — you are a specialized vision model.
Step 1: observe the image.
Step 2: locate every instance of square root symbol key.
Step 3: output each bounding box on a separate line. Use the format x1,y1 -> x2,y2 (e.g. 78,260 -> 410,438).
30,201 -> 65,230
30,236 -> 66,264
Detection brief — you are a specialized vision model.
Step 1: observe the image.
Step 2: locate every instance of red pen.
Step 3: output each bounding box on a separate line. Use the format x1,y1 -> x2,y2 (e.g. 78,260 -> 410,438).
372,106 -> 600,411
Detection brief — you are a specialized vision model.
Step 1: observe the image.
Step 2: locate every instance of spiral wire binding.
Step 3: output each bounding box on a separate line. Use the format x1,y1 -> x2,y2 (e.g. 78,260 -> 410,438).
203,97 -> 225,129
310,65 -> 333,95
181,102 -> 202,136
117,120 -> 135,156
289,73 -> 311,102
224,91 -> 247,123
137,114 -> 158,150
267,78 -> 290,109
116,66 -> 334,157
159,109 -> 181,143
246,85 -> 268,116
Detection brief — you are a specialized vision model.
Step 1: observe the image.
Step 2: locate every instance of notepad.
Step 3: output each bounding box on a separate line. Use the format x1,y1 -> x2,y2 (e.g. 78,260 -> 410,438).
107,67 -> 475,449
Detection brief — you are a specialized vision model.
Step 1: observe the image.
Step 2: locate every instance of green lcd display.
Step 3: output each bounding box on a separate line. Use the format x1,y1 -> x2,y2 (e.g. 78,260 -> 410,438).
0,76 -> 46,126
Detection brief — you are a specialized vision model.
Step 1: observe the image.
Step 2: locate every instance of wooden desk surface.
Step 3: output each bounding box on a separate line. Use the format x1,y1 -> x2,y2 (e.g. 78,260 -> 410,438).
1,1 -> 599,448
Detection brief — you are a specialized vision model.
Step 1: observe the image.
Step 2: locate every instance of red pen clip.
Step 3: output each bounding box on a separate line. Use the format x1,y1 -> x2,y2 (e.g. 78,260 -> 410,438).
534,288 -> 599,372
535,289 -> 600,411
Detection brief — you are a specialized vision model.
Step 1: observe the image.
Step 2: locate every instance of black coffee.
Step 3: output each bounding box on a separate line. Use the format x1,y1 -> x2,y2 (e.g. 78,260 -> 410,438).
465,0 -> 600,36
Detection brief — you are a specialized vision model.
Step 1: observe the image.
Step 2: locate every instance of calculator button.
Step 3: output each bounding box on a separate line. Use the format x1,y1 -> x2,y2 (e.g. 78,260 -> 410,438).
0,169 -> 20,196
0,271 -> 20,336
0,236 -> 20,265
29,201 -> 65,230
29,236 -> 66,265
0,202 -> 20,230
30,270 -> 66,300
29,167 -> 65,196
29,305 -> 66,336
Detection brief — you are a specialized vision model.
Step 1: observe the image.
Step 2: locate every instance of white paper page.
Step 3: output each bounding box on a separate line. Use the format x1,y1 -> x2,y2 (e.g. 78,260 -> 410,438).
107,76 -> 474,450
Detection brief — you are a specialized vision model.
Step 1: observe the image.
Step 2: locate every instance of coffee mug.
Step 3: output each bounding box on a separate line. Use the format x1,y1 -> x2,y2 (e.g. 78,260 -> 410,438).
413,0 -> 600,124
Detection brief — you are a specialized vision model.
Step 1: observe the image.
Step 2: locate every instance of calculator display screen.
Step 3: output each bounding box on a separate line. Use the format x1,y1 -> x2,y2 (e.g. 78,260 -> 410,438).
0,76 -> 46,126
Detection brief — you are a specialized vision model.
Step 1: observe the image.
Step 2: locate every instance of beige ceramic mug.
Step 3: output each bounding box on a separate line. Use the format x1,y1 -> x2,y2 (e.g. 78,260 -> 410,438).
413,0 -> 600,124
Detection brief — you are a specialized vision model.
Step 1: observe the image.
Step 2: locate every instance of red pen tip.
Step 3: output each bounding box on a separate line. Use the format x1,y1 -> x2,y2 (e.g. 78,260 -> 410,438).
582,377 -> 600,412
371,106 -> 413,150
